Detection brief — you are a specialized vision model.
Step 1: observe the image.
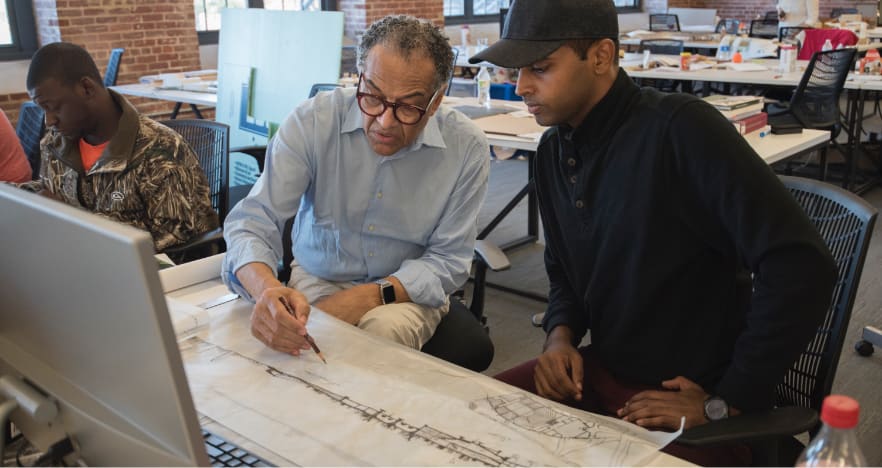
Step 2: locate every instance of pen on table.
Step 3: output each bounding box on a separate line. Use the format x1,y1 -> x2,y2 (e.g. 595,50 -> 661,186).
758,125 -> 773,138
278,296 -> 327,364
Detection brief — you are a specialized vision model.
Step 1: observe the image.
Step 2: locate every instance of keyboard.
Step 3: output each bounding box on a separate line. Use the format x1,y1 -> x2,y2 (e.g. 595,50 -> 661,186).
202,430 -> 275,467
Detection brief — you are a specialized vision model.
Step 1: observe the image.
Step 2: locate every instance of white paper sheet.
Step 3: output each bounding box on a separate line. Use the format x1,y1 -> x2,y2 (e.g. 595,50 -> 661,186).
180,302 -> 682,466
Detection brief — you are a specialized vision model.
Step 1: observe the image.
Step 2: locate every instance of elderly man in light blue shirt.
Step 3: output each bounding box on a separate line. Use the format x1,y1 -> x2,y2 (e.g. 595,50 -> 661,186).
223,15 -> 490,354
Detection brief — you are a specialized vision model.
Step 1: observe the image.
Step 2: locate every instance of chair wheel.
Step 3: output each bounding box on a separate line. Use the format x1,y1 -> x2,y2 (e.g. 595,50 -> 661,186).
855,340 -> 874,357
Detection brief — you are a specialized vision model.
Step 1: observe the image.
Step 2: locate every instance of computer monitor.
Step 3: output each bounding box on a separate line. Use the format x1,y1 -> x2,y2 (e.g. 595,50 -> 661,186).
0,185 -> 209,465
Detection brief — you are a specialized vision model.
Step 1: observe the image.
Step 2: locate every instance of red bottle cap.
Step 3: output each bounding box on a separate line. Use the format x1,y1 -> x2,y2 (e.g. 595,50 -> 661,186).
820,395 -> 860,429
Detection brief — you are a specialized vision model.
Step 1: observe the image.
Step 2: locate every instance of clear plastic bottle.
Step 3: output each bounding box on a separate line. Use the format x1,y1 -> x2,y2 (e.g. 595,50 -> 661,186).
795,395 -> 867,467
476,66 -> 491,108
822,38 -> 834,51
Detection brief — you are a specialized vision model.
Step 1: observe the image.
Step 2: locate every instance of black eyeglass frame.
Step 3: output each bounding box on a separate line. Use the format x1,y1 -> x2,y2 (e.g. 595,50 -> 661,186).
355,74 -> 441,125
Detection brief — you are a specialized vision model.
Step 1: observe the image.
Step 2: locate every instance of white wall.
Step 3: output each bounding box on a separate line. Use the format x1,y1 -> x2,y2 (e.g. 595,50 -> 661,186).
0,60 -> 31,94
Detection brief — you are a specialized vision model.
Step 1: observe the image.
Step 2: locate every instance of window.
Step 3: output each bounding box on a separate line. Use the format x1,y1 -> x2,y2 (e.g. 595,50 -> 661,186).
444,0 -> 509,24
194,0 -> 335,45
1,0 -> 38,61
613,0 -> 640,12
444,0 -> 640,23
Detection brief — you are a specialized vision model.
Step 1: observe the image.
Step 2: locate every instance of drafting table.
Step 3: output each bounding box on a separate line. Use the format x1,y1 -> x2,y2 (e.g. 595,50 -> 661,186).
162,255 -> 693,467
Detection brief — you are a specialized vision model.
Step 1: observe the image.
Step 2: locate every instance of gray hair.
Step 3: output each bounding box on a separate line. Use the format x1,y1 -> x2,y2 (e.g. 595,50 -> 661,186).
357,15 -> 454,91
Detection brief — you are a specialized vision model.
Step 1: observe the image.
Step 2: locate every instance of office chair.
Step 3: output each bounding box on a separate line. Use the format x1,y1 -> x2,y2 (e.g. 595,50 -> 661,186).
766,48 -> 856,182
231,140 -> 506,372
715,18 -> 740,34
446,47 -> 458,97
638,39 -> 685,92
15,102 -> 45,180
830,7 -> 858,18
678,175 -> 877,466
649,13 -> 680,32
309,83 -> 341,98
159,119 -> 230,262
103,48 -> 124,87
749,19 -> 780,38
764,10 -> 779,20
639,39 -> 684,55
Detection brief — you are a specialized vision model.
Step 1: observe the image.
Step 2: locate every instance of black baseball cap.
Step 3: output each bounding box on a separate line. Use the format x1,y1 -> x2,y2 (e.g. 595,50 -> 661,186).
469,0 -> 619,68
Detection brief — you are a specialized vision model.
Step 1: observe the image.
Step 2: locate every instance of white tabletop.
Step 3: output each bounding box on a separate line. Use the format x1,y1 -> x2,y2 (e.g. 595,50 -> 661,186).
111,83 -> 218,107
447,96 -> 830,162
165,263 -> 693,467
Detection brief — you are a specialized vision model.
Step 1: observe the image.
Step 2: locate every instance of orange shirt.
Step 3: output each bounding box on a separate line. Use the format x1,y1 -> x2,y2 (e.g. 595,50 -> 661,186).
0,111 -> 32,183
79,138 -> 109,172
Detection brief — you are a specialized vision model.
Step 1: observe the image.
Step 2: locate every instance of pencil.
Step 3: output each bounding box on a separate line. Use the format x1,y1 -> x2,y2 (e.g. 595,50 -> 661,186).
278,296 -> 327,364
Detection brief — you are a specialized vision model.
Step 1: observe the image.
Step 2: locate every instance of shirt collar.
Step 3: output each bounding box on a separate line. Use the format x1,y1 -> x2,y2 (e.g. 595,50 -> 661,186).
340,88 -> 447,152
562,68 -> 639,148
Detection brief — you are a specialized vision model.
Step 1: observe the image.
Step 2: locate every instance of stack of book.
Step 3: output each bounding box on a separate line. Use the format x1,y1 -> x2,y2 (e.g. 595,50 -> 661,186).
703,95 -> 767,135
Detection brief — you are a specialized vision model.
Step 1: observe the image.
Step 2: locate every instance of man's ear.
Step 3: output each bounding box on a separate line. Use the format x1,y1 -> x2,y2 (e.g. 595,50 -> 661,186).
427,84 -> 447,116
79,76 -> 99,98
592,39 -> 617,74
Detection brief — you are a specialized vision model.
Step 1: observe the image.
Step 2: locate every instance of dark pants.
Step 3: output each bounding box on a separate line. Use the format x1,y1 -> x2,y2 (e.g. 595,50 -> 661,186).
494,347 -> 751,467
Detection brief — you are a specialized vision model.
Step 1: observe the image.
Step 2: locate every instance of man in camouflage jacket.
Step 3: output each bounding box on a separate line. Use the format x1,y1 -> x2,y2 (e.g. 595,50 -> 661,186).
21,43 -> 218,252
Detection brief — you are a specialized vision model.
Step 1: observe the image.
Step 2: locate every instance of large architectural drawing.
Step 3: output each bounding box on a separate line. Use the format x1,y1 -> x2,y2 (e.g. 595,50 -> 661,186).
179,303 -> 681,466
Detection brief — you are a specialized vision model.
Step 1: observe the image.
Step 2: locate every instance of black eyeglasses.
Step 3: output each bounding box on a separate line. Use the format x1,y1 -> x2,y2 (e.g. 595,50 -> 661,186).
355,74 -> 440,125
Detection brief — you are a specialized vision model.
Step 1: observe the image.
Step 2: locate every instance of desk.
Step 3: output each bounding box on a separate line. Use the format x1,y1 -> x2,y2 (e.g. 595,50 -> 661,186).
111,83 -> 217,119
620,34 -> 721,51
164,259 -> 692,466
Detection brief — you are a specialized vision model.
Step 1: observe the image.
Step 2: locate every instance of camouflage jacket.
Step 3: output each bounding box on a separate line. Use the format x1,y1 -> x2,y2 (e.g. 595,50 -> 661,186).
24,90 -> 219,251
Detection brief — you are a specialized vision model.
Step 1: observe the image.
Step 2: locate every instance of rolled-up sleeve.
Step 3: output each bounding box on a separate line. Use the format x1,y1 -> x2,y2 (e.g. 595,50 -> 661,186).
393,138 -> 490,307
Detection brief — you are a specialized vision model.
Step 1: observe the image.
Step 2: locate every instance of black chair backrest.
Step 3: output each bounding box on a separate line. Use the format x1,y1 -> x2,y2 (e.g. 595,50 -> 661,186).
103,48 -> 124,87
499,8 -> 508,35
715,18 -> 740,34
749,19 -> 780,38
777,176 -> 877,412
789,48 -> 856,129
159,119 -> 230,222
309,83 -> 341,98
764,10 -> 779,20
15,102 -> 45,180
446,47 -> 459,97
639,39 -> 684,55
649,13 -> 680,32
830,7 -> 858,18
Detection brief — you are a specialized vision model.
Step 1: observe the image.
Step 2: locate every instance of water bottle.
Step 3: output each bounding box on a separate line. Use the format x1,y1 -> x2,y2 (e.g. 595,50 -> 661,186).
476,66 -> 491,108
795,395 -> 867,467
822,39 -> 834,51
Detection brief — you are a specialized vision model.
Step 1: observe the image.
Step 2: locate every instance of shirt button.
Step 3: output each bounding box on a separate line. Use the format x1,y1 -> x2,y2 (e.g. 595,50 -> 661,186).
376,192 -> 383,199
368,225 -> 375,231
567,158 -> 576,167
569,175 -> 577,184
369,252 -> 374,257
575,200 -> 584,208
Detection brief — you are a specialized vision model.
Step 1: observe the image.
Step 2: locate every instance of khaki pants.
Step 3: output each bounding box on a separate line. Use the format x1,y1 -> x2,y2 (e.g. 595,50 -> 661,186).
288,260 -> 448,349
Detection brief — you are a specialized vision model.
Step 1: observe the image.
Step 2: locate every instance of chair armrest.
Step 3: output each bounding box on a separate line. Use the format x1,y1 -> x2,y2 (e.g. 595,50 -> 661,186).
676,406 -> 818,446
230,145 -> 268,173
474,239 -> 511,271
162,227 -> 225,257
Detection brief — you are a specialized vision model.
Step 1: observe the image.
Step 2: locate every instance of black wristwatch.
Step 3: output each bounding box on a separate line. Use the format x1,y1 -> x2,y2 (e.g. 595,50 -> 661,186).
377,279 -> 396,304
703,396 -> 729,421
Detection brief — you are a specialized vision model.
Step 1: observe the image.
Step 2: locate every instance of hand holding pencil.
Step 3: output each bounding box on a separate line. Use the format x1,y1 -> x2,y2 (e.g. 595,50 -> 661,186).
279,296 -> 327,364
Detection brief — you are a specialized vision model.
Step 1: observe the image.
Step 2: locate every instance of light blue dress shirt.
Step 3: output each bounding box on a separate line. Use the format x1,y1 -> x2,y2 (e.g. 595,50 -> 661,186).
223,87 -> 490,307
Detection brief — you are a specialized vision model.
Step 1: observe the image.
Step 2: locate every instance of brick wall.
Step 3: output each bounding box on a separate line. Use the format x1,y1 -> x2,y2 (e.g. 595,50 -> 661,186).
341,0 -> 444,39
4,0 -> 203,125
668,0 -> 876,22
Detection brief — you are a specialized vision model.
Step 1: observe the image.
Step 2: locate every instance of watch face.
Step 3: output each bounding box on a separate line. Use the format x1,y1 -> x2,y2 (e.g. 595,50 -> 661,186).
705,397 -> 729,421
380,282 -> 396,304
